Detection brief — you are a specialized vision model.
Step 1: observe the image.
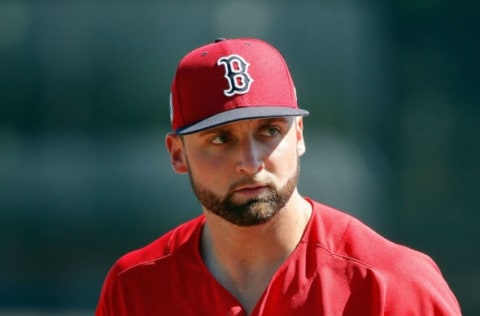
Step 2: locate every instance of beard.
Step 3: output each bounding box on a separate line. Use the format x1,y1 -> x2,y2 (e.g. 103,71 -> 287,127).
188,162 -> 300,227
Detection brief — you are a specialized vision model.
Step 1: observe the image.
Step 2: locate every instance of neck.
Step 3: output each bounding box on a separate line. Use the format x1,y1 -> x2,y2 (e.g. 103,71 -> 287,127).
201,193 -> 312,313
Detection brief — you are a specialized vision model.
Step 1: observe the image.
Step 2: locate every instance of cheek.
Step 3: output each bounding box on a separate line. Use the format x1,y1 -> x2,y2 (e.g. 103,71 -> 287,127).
268,137 -> 300,171
185,147 -> 228,177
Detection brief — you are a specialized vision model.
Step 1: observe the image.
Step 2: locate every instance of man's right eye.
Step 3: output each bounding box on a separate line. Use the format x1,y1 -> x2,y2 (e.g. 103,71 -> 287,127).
210,133 -> 230,145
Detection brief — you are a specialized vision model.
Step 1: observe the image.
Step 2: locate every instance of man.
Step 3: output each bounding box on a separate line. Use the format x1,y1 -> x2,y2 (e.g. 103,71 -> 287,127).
96,38 -> 461,315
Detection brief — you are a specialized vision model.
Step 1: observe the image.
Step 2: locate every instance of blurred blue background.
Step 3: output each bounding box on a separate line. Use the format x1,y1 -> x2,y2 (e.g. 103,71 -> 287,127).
1,1 -> 478,314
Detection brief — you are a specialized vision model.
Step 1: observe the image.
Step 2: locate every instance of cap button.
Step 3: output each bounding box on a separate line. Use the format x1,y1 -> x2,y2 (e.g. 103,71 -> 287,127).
215,37 -> 226,43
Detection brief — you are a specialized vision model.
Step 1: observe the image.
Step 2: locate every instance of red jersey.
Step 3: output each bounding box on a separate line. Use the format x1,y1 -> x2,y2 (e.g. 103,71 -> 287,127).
96,199 -> 461,315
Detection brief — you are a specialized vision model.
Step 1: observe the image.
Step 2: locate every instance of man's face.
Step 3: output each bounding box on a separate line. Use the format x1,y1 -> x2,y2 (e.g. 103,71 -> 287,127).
166,117 -> 306,226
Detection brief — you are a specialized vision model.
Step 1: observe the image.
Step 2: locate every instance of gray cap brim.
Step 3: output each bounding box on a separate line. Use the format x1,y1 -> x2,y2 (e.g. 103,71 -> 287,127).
175,106 -> 309,135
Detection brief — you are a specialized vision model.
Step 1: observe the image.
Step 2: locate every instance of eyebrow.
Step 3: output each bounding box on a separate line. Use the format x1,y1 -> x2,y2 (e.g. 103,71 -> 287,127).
196,125 -> 230,138
196,117 -> 291,137
261,117 -> 290,124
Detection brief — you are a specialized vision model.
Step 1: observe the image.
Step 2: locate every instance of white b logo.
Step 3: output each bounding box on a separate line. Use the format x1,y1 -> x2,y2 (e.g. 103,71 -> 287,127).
217,55 -> 254,97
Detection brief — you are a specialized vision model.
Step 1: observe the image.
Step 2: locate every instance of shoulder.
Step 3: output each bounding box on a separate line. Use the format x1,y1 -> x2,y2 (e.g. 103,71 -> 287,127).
305,199 -> 461,314
107,215 -> 205,278
307,199 -> 435,271
96,215 -> 207,315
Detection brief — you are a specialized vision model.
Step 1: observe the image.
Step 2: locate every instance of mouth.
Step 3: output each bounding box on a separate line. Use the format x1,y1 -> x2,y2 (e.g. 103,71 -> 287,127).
233,184 -> 269,197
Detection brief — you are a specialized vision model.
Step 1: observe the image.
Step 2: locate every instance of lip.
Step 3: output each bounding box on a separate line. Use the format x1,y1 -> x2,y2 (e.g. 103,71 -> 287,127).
233,184 -> 269,196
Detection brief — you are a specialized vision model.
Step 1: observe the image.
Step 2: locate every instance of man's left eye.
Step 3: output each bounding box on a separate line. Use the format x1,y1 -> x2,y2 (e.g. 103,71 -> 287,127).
263,127 -> 281,136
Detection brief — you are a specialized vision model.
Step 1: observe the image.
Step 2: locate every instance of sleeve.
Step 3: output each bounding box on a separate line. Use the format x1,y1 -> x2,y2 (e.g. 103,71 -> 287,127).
95,264 -> 123,316
330,206 -> 462,315
381,252 -> 462,315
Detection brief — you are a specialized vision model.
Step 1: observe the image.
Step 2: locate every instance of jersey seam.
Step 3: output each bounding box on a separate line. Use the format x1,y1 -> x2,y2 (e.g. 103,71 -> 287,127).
302,215 -> 377,271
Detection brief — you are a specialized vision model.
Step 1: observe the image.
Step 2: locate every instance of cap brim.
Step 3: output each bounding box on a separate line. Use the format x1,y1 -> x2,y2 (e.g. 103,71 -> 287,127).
175,106 -> 309,135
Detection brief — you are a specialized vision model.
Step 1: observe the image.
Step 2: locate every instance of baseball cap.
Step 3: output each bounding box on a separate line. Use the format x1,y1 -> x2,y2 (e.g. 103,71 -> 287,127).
170,37 -> 309,135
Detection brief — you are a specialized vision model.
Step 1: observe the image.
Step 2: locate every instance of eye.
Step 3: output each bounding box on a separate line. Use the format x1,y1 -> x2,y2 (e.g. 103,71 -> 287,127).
210,133 -> 231,145
260,126 -> 281,137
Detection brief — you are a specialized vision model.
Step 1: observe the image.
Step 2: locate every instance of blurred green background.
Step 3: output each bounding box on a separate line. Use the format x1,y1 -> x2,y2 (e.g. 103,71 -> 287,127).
1,1 -> 478,315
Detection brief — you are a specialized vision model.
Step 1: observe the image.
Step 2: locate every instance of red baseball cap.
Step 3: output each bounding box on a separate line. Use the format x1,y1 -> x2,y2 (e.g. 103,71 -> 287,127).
170,38 -> 309,135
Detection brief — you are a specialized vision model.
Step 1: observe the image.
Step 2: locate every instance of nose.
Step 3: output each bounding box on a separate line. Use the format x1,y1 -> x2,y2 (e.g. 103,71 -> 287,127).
235,136 -> 265,175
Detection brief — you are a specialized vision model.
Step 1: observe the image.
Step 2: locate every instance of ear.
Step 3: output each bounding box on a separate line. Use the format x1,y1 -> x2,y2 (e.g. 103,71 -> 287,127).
165,133 -> 188,174
295,117 -> 306,157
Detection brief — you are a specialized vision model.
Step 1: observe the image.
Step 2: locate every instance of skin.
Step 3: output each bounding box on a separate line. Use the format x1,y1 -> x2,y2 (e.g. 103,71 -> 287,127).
165,116 -> 312,314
